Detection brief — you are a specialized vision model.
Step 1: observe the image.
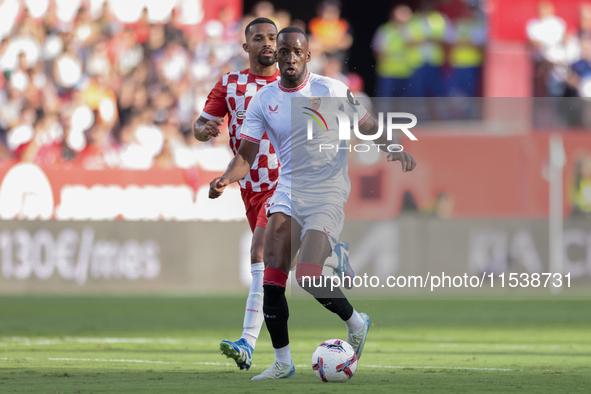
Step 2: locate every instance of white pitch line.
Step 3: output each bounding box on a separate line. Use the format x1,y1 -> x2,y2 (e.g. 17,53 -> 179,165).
49,358 -> 182,364
0,337 -> 210,346
1,357 -> 589,373
1,357 -> 515,370
0,357 -> 518,371
361,364 -> 515,372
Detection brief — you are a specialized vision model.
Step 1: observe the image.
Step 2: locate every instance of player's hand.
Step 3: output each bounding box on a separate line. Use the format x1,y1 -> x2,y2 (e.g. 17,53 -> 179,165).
209,176 -> 230,199
194,117 -> 224,141
387,151 -> 416,173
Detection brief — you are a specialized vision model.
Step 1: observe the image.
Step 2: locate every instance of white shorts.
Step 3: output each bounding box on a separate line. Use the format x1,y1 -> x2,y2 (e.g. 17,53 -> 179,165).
266,184 -> 345,249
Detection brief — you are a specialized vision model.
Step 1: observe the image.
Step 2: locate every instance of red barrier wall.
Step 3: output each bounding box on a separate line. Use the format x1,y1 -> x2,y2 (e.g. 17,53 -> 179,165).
1,132 -> 589,220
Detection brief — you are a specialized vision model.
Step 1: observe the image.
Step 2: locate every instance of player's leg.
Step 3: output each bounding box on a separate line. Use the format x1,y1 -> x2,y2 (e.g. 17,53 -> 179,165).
251,212 -> 299,380
295,229 -> 370,359
241,190 -> 276,347
323,242 -> 355,289
219,225 -> 265,370
219,189 -> 266,370
241,225 -> 265,346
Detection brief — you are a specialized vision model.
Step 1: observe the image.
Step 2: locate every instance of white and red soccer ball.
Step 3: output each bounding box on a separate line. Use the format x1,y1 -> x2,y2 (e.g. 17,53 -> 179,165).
311,339 -> 358,383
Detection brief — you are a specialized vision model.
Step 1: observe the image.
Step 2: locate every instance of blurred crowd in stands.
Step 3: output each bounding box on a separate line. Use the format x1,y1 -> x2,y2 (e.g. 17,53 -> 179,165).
0,0 -> 487,170
0,0 -> 240,169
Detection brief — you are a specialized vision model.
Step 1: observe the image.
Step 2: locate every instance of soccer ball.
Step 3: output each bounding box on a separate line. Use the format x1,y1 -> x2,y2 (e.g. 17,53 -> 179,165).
194,130 -> 211,142
311,339 -> 358,383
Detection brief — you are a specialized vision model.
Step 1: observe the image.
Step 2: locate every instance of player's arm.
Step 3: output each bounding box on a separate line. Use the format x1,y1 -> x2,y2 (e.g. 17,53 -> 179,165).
193,116 -> 224,141
194,76 -> 227,141
209,140 -> 259,199
358,115 -> 417,173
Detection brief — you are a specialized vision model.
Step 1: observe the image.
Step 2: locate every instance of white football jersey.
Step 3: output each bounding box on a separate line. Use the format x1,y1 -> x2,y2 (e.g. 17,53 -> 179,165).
240,72 -> 368,197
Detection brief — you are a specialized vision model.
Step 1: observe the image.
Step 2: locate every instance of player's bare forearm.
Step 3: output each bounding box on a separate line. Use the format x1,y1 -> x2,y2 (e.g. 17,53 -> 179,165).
209,139 -> 259,199
358,115 -> 398,150
224,154 -> 252,184
359,115 -> 417,172
193,116 -> 223,142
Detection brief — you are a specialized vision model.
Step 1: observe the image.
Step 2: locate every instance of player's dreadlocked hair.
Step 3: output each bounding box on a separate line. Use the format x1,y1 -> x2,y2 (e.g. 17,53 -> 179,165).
277,26 -> 309,43
244,17 -> 277,37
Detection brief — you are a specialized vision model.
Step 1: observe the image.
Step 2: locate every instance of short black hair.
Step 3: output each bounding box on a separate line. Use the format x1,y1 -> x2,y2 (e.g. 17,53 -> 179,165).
244,17 -> 277,38
277,26 -> 308,43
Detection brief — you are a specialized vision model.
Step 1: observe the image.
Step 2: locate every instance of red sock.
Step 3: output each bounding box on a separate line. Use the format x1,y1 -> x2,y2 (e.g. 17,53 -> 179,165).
263,267 -> 288,287
295,262 -> 323,284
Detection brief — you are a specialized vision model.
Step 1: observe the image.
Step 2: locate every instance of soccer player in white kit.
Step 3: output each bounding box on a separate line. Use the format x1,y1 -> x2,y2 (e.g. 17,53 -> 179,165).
210,27 -> 416,380
194,19 -> 355,372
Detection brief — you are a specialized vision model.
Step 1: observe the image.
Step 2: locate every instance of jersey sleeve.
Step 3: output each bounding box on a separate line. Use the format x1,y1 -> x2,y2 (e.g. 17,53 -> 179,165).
239,90 -> 266,144
201,77 -> 228,119
334,81 -> 369,128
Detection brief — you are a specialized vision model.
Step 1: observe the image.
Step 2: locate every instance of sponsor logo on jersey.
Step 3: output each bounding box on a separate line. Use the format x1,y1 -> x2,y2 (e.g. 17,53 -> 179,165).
269,105 -> 278,113
236,110 -> 247,119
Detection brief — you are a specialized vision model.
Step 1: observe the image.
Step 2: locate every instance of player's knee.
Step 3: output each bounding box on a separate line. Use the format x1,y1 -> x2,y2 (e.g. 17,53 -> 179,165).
250,247 -> 264,265
263,248 -> 288,271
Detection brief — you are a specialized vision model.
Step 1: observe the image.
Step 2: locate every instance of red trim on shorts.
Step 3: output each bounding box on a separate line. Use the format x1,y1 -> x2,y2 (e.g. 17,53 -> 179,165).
263,267 -> 288,287
295,262 -> 323,283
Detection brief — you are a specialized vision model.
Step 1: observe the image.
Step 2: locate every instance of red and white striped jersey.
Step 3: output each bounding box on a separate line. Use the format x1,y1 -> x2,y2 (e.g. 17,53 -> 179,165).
201,68 -> 280,192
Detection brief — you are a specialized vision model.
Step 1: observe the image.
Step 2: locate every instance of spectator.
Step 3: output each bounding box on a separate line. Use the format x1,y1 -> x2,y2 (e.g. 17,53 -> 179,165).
430,191 -> 455,218
251,1 -> 276,21
410,0 -> 449,97
372,5 -> 414,97
579,2 -> 591,39
571,155 -> 591,218
447,5 -> 487,97
321,56 -> 349,84
275,9 -> 292,30
308,0 -> 353,65
526,1 -> 567,96
568,35 -> 591,96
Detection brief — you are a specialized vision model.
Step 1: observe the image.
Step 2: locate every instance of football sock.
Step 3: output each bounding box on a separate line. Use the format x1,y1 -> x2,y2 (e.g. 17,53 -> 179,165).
263,268 -> 290,349
296,262 -> 355,321
274,344 -> 291,364
345,310 -> 365,333
241,262 -> 264,349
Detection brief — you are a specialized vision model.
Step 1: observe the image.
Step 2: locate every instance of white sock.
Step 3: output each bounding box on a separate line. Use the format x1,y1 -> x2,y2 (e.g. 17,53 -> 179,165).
274,344 -> 291,364
241,262 -> 264,349
345,310 -> 365,333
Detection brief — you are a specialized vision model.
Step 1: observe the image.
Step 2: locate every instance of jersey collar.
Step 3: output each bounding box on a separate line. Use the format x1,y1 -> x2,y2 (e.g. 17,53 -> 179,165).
278,72 -> 311,93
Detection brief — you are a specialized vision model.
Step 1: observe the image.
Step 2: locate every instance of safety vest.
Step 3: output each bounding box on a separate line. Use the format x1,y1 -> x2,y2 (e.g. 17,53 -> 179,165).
375,23 -> 413,78
450,18 -> 484,68
417,11 -> 446,67
405,17 -> 425,69
572,177 -> 591,213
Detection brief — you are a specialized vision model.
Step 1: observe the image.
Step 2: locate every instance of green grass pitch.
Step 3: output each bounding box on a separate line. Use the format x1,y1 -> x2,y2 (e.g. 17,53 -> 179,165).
0,296 -> 590,393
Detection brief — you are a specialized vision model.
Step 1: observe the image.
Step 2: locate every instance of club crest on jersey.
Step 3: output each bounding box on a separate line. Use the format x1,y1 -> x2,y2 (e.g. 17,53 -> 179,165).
309,97 -> 321,111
